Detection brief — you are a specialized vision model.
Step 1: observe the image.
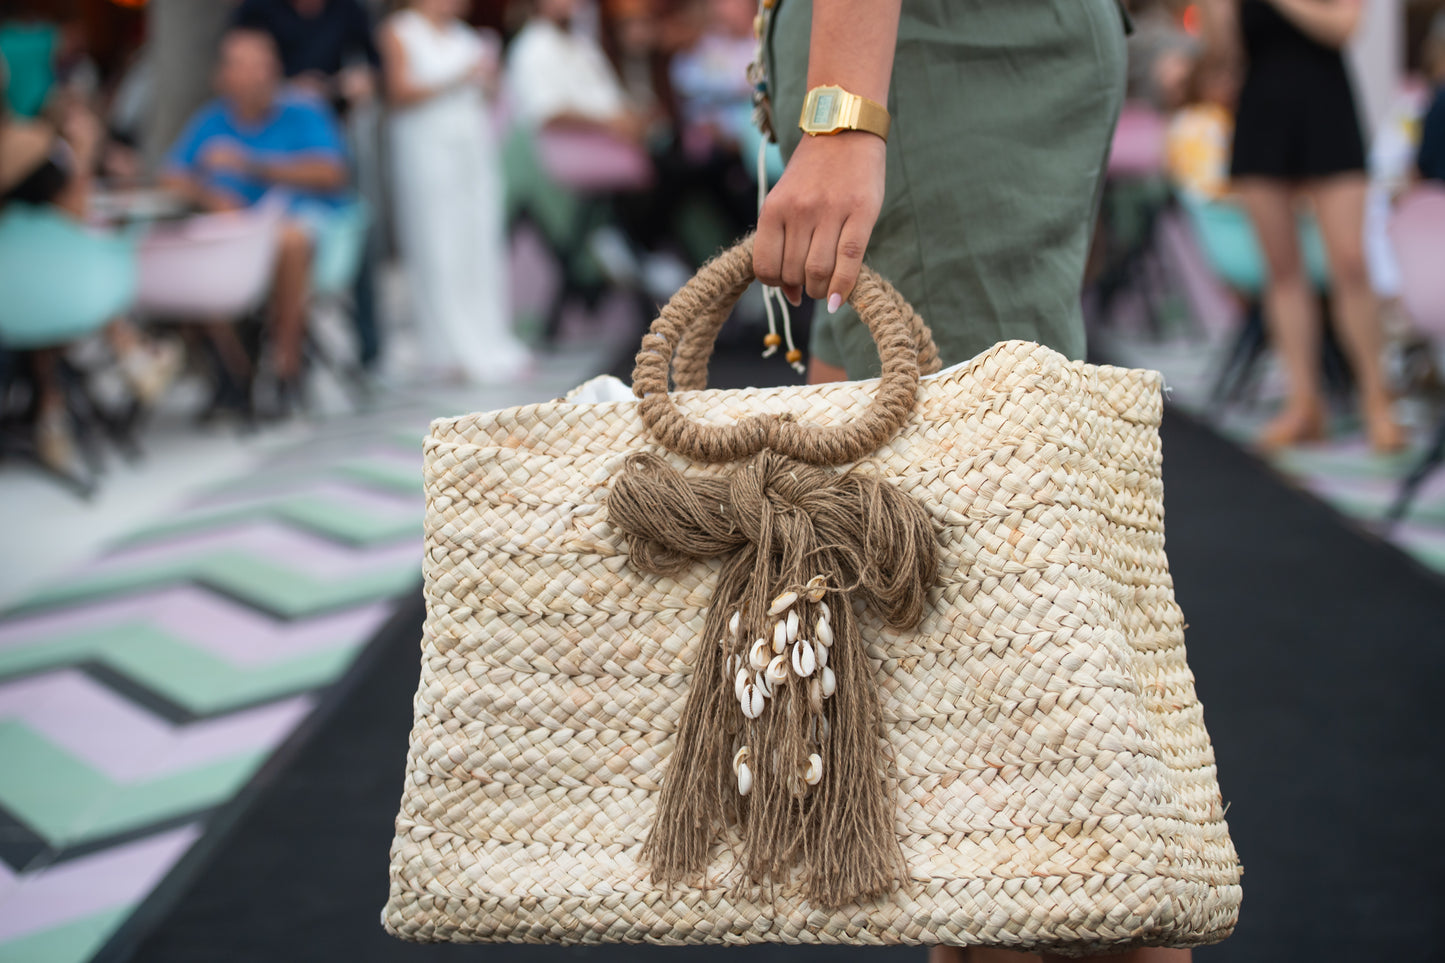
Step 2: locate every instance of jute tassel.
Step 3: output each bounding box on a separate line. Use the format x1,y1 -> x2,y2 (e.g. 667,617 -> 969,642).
608,449 -> 938,908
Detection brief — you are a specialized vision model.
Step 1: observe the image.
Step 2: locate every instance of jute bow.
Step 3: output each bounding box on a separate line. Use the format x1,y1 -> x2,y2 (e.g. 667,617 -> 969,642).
609,449 -> 938,907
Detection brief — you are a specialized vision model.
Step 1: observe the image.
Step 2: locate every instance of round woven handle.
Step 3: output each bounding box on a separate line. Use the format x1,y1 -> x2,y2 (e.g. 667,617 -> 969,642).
632,234 -> 942,466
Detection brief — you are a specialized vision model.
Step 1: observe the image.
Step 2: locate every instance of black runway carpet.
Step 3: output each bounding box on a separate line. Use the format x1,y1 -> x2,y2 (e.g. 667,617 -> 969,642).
127,345 -> 1445,962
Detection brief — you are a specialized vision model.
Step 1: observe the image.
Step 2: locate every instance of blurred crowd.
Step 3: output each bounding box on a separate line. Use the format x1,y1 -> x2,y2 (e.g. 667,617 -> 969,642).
5,0 -> 1445,498
0,0 -> 767,489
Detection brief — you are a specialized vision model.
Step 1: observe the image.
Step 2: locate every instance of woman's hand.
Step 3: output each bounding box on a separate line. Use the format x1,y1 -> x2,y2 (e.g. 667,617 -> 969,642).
754,130 -> 886,311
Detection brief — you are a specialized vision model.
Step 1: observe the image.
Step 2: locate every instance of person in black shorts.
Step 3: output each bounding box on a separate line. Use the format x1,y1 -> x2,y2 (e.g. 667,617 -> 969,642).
1203,0 -> 1405,452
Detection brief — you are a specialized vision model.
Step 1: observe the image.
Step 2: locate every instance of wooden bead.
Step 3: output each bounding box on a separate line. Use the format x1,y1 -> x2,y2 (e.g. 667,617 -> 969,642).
763,333 -> 782,348
786,349 -> 803,364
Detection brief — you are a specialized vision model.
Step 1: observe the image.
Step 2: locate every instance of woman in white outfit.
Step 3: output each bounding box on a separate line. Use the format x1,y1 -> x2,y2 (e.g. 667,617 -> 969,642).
380,0 -> 532,384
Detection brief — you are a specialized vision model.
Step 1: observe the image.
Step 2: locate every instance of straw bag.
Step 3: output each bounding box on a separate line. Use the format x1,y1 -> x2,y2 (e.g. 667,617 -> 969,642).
384,237 -> 1241,954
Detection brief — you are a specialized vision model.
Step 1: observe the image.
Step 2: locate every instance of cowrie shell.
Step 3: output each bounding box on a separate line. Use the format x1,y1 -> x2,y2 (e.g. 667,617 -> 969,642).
804,752 -> 823,786
734,667 -> 750,702
815,616 -> 833,648
767,591 -> 798,616
749,638 -> 771,672
773,620 -> 788,652
728,611 -> 741,637
786,610 -> 799,642
748,684 -> 766,718
791,639 -> 816,678
821,665 -> 836,698
766,654 -> 789,686
755,670 -> 773,699
814,640 -> 828,669
737,761 -> 753,796
733,745 -> 751,773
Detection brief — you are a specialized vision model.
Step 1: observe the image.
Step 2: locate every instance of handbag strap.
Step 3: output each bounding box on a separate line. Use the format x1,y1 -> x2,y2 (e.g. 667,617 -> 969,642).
632,234 -> 942,466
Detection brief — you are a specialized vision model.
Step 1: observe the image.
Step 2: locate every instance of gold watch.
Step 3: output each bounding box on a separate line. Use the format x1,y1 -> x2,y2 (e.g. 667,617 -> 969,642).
799,85 -> 890,141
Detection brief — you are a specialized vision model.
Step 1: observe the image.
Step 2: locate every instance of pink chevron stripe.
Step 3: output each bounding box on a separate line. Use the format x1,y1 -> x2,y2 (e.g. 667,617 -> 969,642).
83,521 -> 420,575
0,585 -> 389,666
0,824 -> 201,941
0,671 -> 313,781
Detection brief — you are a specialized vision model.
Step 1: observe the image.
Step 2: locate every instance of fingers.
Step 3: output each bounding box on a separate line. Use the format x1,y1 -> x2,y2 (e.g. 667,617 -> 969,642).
827,217 -> 871,312
779,221 -> 812,307
754,199 -> 813,307
804,220 -> 842,302
753,202 -> 785,290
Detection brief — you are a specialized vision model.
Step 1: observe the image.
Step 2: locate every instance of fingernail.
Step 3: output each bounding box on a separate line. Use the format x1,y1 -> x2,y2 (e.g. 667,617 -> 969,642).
827,293 -> 842,314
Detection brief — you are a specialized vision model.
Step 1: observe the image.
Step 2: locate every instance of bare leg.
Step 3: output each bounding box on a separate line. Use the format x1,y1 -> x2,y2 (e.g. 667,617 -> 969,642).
29,349 -> 77,472
1043,950 -> 1190,963
1234,178 -> 1327,449
30,349 -> 65,415
203,321 -> 252,383
807,355 -> 848,385
1304,175 -> 1406,452
271,222 -> 314,380
930,948 -> 1040,963
103,319 -> 142,356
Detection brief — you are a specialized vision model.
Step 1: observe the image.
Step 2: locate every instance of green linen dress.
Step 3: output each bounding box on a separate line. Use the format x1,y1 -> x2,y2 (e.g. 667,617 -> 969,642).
765,0 -> 1129,378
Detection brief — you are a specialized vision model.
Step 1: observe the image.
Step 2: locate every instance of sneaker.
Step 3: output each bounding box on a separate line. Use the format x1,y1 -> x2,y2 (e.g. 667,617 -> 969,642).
120,339 -> 184,406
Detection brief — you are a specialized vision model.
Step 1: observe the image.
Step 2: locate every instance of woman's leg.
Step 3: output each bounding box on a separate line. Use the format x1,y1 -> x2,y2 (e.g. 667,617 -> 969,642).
1042,950 -> 1191,963
1304,174 -> 1407,451
930,946 -> 1190,962
1234,177 -> 1327,448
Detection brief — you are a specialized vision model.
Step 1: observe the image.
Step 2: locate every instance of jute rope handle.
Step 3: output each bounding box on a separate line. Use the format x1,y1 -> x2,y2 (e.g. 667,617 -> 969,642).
633,234 -> 942,466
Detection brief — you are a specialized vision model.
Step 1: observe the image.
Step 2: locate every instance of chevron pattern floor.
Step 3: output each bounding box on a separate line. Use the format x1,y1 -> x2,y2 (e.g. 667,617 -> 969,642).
0,350 -> 611,963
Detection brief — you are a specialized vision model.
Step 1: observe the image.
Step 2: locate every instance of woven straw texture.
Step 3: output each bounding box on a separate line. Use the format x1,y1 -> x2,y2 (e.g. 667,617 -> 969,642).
384,332 -> 1241,952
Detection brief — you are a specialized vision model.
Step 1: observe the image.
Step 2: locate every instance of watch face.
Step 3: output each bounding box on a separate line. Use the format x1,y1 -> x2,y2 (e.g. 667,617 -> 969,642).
809,90 -> 839,128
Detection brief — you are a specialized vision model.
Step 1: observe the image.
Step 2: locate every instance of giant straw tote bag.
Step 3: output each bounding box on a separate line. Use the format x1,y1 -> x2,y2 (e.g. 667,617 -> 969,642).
384,236 -> 1241,954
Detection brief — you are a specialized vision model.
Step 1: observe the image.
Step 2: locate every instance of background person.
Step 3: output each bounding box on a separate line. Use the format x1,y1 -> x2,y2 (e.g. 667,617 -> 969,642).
0,103 -> 179,474
379,0 -> 532,385
160,28 -> 349,395
1203,0 -> 1406,453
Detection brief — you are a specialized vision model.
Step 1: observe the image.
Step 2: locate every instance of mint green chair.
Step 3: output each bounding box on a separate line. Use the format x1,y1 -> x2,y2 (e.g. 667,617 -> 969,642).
0,204 -> 137,349
0,203 -> 140,493
311,199 -> 370,297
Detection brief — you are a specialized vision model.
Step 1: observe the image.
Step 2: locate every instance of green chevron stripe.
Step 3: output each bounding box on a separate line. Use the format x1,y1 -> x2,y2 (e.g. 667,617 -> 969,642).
0,907 -> 130,963
336,459 -> 421,495
9,551 -> 417,619
120,495 -> 422,549
386,429 -> 425,451
1400,540 -> 1445,573
0,722 -> 267,847
0,624 -> 363,714
1272,446 -> 1417,481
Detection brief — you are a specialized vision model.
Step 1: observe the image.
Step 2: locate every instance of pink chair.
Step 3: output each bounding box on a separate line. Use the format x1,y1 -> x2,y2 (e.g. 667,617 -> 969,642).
1097,102 -> 1171,335
133,197 -> 285,421
534,127 -> 654,194
1386,185 -> 1445,522
1108,102 -> 1168,179
134,198 -> 284,319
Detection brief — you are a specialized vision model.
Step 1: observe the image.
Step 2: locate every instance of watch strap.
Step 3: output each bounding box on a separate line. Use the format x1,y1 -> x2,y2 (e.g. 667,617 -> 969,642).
849,94 -> 890,141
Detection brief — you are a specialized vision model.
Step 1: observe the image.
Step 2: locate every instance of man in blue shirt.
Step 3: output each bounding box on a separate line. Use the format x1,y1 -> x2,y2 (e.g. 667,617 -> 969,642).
161,28 -> 349,387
